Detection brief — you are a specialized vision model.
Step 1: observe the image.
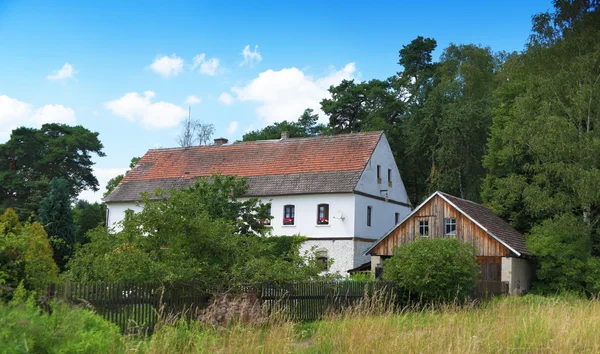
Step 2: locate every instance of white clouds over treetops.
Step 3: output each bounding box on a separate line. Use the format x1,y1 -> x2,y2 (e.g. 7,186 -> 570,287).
104,91 -> 187,129
240,45 -> 262,66
185,95 -> 201,105
231,63 -> 356,124
47,63 -> 76,81
191,54 -> 221,76
218,92 -> 234,105
149,54 -> 184,77
0,94 -> 77,141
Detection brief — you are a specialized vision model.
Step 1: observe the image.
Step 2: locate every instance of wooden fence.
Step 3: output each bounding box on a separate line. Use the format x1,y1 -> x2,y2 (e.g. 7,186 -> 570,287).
49,279 -> 508,334
50,281 -> 396,334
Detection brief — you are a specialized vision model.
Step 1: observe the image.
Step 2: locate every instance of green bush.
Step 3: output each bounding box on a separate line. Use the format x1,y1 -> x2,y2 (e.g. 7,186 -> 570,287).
526,214 -> 590,293
1,209 -> 59,300
0,284 -> 124,354
382,238 -> 480,303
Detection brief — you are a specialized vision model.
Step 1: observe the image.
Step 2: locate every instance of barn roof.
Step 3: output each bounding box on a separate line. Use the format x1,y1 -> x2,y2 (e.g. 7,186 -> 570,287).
104,131 -> 383,203
365,191 -> 530,257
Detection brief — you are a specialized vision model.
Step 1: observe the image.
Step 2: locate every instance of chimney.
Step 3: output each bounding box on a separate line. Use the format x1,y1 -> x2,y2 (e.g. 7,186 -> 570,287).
213,137 -> 228,146
281,131 -> 289,139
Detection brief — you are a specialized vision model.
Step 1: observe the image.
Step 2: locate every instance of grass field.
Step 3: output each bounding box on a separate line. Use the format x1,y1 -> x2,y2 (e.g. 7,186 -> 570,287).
130,294 -> 600,353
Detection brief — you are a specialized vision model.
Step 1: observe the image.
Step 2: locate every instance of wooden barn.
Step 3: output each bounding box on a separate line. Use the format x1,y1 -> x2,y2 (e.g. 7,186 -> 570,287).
366,191 -> 534,295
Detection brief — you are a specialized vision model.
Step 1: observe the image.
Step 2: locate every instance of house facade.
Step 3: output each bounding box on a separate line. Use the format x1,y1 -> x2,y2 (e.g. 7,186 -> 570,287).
366,191 -> 535,294
104,131 -> 411,275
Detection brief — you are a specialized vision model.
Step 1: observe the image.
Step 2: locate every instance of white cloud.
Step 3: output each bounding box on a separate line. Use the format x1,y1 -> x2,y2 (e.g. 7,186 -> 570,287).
231,62 -> 356,124
47,63 -> 76,81
184,95 -> 201,105
191,53 -> 221,76
0,94 -> 78,141
33,104 -> 76,125
104,91 -> 187,128
227,121 -> 238,135
240,45 -> 262,67
78,167 -> 129,203
218,92 -> 234,105
149,54 -> 184,77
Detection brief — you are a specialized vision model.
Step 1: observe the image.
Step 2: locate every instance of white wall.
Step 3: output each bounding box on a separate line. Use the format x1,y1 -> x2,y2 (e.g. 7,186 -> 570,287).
354,134 -> 409,204
354,239 -> 376,268
106,202 -> 144,231
502,257 -> 535,295
300,239 -> 355,275
251,194 -> 356,238
354,195 -> 410,240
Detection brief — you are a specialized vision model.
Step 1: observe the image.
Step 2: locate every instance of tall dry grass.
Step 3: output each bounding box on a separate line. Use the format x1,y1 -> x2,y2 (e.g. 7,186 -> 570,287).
130,294 -> 600,354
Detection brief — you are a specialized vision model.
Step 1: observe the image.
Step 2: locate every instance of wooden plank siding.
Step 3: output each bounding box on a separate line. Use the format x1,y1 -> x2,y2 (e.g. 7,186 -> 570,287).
371,195 -> 512,258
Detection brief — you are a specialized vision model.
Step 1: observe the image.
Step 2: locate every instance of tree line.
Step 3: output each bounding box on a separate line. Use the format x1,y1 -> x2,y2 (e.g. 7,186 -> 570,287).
1,1 -> 599,296
243,1 -> 600,293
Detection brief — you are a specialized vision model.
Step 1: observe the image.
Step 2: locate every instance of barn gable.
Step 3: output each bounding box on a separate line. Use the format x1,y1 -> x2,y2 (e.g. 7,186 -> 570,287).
366,191 -> 530,258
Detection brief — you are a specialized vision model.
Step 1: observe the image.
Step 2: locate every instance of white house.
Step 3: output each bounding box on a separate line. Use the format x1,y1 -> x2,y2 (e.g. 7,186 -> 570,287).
104,131 -> 411,274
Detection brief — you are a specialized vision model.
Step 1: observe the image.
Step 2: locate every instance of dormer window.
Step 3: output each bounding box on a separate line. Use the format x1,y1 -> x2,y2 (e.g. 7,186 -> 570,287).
377,165 -> 382,184
395,212 -> 400,224
283,205 -> 295,225
317,204 -> 329,225
367,206 -> 372,227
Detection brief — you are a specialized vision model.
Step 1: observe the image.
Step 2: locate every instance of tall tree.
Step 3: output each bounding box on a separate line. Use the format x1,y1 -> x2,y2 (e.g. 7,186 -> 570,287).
429,44 -> 500,201
176,110 -> 198,148
37,178 -> 76,270
176,109 -> 215,147
242,108 -> 330,141
394,37 -> 440,204
0,124 -> 105,218
482,1 -> 600,292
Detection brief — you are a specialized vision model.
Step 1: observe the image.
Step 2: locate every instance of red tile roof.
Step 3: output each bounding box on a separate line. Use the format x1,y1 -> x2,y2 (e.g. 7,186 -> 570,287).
123,131 -> 383,182
105,132 -> 383,202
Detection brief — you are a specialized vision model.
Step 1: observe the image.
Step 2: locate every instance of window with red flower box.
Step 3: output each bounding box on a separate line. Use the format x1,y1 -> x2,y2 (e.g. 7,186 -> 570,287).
317,204 -> 329,225
283,205 -> 295,225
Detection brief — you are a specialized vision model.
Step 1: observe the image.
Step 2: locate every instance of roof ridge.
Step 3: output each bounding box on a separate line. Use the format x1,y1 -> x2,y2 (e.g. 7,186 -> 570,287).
437,191 -> 480,206
148,131 -> 385,151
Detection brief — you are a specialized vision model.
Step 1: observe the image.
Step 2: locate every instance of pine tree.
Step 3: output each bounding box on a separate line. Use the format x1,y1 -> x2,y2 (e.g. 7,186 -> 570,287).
37,178 -> 76,270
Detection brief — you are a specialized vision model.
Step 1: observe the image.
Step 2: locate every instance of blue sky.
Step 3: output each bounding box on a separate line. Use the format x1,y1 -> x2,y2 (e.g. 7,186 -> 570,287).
0,0 -> 552,202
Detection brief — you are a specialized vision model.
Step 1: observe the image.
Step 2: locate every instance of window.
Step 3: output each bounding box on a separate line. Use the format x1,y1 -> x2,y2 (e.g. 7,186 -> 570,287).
367,206 -> 372,226
315,248 -> 329,271
377,165 -> 382,184
419,219 -> 429,236
445,218 -> 456,236
388,168 -> 392,187
283,205 -> 295,225
317,204 -> 329,225
262,205 -> 272,225
395,212 -> 400,224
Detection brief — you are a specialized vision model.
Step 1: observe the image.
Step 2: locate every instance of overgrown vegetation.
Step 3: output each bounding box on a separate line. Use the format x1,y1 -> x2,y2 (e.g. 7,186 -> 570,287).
6,291 -> 600,353
0,284 -> 124,354
383,238 -> 480,302
0,209 -> 58,300
65,174 -> 326,285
